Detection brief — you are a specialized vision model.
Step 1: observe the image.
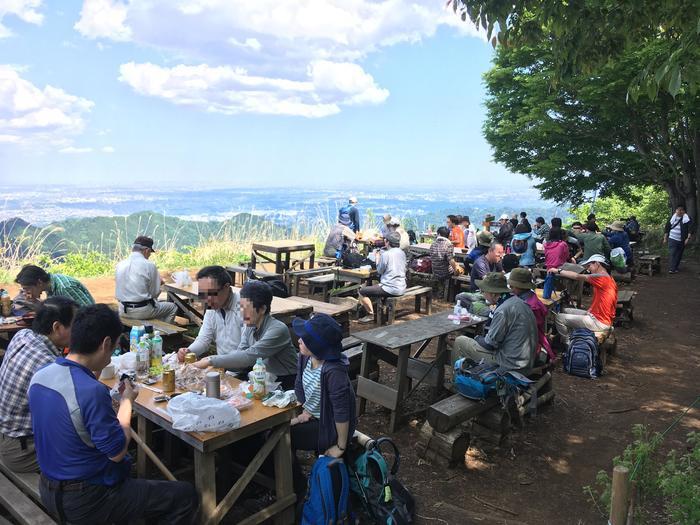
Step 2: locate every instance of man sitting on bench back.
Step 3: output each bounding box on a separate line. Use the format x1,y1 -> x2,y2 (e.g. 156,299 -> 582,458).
452,272 -> 537,372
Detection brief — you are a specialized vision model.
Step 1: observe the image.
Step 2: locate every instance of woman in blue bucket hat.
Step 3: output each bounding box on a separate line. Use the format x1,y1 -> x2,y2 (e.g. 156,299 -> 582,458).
290,313 -> 356,498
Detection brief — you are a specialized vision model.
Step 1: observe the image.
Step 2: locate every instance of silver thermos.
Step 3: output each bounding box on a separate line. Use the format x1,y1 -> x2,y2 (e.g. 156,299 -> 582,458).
205,372 -> 220,399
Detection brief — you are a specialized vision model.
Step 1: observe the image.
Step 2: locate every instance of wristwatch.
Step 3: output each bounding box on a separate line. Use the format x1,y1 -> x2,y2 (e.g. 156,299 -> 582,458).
557,268 -> 563,275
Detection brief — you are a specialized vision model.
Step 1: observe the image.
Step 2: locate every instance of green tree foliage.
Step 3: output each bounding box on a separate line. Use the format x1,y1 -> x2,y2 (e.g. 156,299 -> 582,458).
570,187 -> 669,227
482,39 -> 700,219
453,0 -> 700,100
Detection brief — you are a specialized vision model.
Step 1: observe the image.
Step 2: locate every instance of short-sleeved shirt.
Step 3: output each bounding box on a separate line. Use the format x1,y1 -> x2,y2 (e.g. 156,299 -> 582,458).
588,275 -> 617,326
28,358 -> 129,485
449,226 -> 465,249
48,274 -> 95,307
470,255 -> 503,292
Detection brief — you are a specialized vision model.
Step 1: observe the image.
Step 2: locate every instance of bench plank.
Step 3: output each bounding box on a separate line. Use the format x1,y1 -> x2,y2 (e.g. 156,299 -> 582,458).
0,472 -> 55,525
119,316 -> 187,336
428,395 -> 499,433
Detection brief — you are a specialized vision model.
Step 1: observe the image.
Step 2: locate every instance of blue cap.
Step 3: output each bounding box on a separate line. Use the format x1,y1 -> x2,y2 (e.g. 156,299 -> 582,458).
292,313 -> 343,361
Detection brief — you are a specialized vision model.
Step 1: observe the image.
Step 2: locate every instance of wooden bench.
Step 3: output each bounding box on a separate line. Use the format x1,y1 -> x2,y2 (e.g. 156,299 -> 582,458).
615,290 -> 636,327
408,269 -> 450,300
315,256 -> 337,267
637,254 -> 661,276
342,336 -> 378,387
0,458 -> 55,525
287,296 -> 355,337
225,265 -> 282,287
373,285 -> 433,325
304,273 -> 337,301
119,315 -> 187,347
285,267 -> 334,296
449,274 -> 471,301
419,367 -> 554,467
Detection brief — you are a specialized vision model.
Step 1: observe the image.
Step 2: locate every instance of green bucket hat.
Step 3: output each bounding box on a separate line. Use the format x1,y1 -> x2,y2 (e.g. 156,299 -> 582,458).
508,267 -> 536,290
475,272 -> 510,294
476,230 -> 494,247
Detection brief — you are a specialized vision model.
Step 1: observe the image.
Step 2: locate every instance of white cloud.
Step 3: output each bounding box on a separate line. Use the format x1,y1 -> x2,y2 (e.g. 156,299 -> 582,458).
101,145 -> 114,152
0,0 -> 44,38
0,65 -> 94,146
76,0 -> 482,117
59,146 -> 92,154
74,0 -> 131,41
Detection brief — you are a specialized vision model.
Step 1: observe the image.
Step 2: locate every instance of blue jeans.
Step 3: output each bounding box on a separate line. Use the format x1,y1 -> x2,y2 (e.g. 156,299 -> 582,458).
668,238 -> 685,271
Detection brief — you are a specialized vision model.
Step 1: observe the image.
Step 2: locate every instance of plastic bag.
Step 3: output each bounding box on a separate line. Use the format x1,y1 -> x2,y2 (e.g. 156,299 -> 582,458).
262,390 -> 297,408
610,247 -> 627,270
167,392 -> 241,432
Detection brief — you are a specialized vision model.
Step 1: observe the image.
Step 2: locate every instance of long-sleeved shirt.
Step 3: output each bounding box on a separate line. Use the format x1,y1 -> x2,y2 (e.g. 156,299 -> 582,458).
475,295 -> 537,371
571,231 -> 611,261
115,252 -> 161,302
429,236 -> 455,279
0,329 -> 62,437
48,274 -> 94,306
338,205 -> 361,233
544,240 -> 570,269
187,288 -> 243,357
209,314 -> 298,377
532,223 -> 550,242
470,255 -> 503,292
377,247 -> 407,295
605,231 -> 633,264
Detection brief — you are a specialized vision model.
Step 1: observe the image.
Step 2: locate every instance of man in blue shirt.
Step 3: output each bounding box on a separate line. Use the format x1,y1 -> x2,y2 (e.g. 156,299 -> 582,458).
338,196 -> 361,233
29,304 -> 197,525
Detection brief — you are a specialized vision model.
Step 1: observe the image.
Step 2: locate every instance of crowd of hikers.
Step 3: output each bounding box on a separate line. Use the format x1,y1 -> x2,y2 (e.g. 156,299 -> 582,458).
0,199 -> 695,524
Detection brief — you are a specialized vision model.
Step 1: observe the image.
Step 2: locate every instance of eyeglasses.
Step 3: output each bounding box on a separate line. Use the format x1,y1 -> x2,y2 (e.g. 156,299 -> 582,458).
198,286 -> 226,299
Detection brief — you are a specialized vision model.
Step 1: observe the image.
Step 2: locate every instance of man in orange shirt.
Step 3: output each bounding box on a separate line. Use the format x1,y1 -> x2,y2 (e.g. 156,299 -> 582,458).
548,254 -> 617,342
447,215 -> 465,249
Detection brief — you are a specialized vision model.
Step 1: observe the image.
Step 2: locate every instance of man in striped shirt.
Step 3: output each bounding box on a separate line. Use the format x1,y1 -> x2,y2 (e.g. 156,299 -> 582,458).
15,265 -> 94,307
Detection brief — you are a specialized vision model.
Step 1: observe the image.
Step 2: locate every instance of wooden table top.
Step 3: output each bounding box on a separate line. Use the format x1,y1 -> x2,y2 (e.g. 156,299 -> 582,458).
102,374 -> 296,453
335,267 -> 376,278
560,262 -> 585,274
163,283 -> 313,318
251,240 -> 315,252
352,311 -> 486,350
286,296 -> 355,316
0,320 -> 24,334
411,243 -> 466,255
535,288 -> 562,307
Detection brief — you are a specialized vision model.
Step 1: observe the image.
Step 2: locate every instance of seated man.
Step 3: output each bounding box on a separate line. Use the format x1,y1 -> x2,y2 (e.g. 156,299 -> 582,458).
453,273 -> 537,372
605,220 -> 633,267
358,232 -> 407,323
28,305 -> 197,524
549,254 -> 617,341
385,217 -> 410,251
177,265 -> 243,363
447,215 -> 465,249
323,221 -> 356,258
15,264 -> 94,307
467,230 -> 494,263
193,280 -> 298,390
508,268 -> 554,362
570,222 -> 611,262
115,236 -> 177,323
430,227 -> 461,280
532,216 -> 550,242
0,297 -> 78,473
469,242 -> 504,292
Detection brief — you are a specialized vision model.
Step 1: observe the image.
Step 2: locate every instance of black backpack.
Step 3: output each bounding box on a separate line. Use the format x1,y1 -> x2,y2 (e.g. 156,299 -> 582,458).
406,230 -> 417,245
563,328 -> 602,378
244,268 -> 289,298
342,251 -> 365,269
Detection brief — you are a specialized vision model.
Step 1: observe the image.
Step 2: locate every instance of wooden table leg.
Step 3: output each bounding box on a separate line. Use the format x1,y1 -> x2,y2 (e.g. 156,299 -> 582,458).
433,336 -> 448,401
284,252 -> 290,272
309,250 -> 315,269
195,449 -> 217,525
357,343 -> 374,415
273,425 -> 295,525
136,414 -> 152,478
389,346 -> 410,432
251,251 -> 258,269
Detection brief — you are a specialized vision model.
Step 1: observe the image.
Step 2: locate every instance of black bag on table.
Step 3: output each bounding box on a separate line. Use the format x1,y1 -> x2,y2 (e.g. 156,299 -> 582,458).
244,268 -> 289,298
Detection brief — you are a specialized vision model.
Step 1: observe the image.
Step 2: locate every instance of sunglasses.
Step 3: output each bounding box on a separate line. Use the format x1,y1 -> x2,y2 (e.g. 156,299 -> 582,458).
198,286 -> 226,299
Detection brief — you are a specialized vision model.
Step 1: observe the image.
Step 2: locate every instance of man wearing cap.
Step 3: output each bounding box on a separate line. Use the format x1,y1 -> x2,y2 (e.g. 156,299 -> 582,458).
358,232 -> 406,324
467,230 -> 494,263
453,272 -> 537,372
115,236 -> 177,323
290,314 -> 356,496
469,242 -> 505,292
338,197 -> 361,233
605,220 -> 633,267
495,214 -> 514,247
508,268 -> 554,362
385,217 -> 410,251
548,254 -> 617,341
570,222 -> 611,262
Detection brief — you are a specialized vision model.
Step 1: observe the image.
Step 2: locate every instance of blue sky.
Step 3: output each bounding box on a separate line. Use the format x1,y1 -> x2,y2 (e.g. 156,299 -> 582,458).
0,1 -> 534,190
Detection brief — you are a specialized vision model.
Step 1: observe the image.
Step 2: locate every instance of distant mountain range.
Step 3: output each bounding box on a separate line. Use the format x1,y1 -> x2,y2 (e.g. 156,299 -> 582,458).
0,211 -> 282,258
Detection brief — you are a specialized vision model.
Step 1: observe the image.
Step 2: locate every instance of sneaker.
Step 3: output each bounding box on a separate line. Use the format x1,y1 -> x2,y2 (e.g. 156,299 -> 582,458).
669,270 -> 678,274
358,315 -> 375,324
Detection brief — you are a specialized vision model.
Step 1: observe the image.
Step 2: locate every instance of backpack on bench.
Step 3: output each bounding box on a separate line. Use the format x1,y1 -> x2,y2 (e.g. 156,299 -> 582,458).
302,456 -> 351,525
453,358 -> 533,401
563,328 -> 602,378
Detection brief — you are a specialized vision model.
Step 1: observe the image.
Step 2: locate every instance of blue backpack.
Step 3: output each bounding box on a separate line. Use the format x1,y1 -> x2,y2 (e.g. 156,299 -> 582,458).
302,456 -> 351,525
453,359 -> 533,401
338,205 -> 353,228
563,328 -> 602,379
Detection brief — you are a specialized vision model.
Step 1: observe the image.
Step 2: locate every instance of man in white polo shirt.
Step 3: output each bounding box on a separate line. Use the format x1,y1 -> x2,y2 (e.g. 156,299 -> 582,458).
115,236 -> 177,323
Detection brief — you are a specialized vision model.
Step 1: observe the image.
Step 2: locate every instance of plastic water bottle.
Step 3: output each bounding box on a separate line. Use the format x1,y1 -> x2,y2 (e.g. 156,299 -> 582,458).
136,336 -> 150,379
252,358 -> 267,400
452,302 -> 461,324
137,325 -> 146,343
150,331 -> 163,368
129,326 -> 140,352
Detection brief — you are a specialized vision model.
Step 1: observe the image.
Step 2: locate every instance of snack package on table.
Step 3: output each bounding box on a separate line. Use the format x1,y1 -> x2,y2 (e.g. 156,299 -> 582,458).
262,390 -> 297,408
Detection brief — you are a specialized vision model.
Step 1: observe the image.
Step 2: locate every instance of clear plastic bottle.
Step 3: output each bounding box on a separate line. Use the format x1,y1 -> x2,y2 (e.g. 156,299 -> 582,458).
129,326 -> 140,352
452,302 -> 461,324
0,290 -> 11,317
136,335 -> 150,379
252,358 -> 267,400
150,331 -> 163,368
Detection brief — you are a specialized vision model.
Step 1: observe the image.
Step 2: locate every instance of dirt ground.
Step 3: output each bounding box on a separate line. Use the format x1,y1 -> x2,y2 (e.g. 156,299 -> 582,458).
3,257 -> 698,524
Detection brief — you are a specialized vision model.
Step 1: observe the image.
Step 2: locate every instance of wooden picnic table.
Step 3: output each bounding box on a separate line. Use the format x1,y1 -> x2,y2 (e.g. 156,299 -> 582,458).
250,240 -> 315,275
354,311 -> 487,432
163,283 -> 313,326
103,375 -> 296,525
286,296 -> 355,337
534,289 -> 562,333
559,262 -> 585,308
409,243 -> 468,262
0,320 -> 24,348
334,267 -> 376,286
355,237 -> 382,256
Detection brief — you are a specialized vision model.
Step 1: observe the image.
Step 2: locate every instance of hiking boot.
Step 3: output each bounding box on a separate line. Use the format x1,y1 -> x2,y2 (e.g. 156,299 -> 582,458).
358,315 -> 375,324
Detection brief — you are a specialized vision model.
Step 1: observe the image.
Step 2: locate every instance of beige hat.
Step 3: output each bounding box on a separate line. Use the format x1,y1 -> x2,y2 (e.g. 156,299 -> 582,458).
476,230 -> 494,247
608,220 -> 626,232
382,213 -> 392,223
349,196 -> 358,204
